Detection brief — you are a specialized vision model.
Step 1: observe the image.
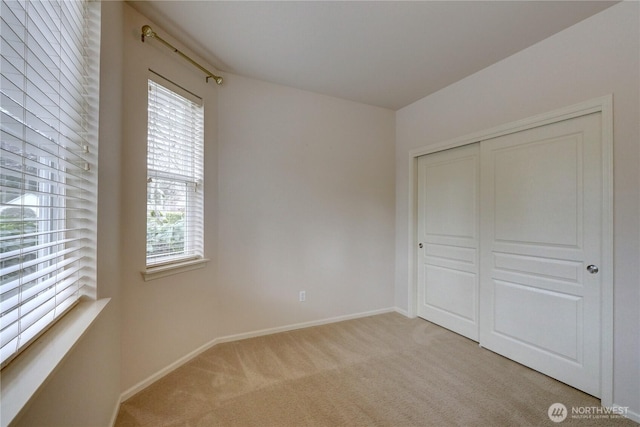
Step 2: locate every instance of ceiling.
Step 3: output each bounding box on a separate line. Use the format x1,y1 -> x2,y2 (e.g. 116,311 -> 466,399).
128,1 -> 616,110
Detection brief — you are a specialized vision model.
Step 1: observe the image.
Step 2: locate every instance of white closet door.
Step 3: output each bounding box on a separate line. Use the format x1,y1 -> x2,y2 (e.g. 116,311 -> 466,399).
417,144 -> 480,341
479,113 -> 602,397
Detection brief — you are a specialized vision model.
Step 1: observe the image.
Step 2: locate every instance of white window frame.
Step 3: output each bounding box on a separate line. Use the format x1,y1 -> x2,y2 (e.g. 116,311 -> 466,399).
143,72 -> 207,280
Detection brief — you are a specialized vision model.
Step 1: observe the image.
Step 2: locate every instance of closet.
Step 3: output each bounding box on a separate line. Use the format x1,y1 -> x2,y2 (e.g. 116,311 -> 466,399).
416,112 -> 604,397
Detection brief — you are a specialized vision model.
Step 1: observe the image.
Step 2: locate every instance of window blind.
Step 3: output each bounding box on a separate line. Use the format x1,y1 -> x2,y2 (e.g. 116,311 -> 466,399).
146,76 -> 204,266
0,0 -> 97,368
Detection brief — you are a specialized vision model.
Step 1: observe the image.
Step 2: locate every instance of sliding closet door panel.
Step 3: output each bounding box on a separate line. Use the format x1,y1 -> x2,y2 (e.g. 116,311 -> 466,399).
417,144 -> 479,340
479,113 -> 602,397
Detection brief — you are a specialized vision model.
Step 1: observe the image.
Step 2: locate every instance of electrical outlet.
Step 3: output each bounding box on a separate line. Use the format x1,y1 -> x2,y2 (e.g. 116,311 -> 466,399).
299,291 -> 306,302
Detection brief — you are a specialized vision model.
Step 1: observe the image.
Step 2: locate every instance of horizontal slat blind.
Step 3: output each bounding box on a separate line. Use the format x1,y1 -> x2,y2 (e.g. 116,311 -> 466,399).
0,0 -> 97,367
146,77 -> 204,266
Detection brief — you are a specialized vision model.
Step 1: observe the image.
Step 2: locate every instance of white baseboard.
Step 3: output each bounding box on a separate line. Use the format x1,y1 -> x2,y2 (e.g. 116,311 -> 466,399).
617,405 -> 640,424
108,394 -> 122,427
394,307 -> 410,318
119,307 -> 396,401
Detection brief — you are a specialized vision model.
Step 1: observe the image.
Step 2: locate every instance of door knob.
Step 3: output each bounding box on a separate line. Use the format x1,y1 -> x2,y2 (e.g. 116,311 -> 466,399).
418,243 -> 423,249
586,264 -> 599,274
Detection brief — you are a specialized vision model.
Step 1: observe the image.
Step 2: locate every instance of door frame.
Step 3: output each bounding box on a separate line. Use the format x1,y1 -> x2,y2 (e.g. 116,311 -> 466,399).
407,95 -> 613,405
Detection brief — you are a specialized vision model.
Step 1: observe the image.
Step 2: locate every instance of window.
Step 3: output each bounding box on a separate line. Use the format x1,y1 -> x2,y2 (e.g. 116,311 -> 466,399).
0,0 -> 98,367
146,75 -> 204,268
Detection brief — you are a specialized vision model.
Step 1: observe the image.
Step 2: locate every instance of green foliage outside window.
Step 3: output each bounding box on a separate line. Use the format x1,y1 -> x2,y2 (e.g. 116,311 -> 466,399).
146,210 -> 185,256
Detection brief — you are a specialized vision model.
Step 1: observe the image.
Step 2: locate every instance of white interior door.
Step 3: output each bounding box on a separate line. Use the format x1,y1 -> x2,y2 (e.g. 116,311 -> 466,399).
479,113 -> 602,397
417,144 -> 479,341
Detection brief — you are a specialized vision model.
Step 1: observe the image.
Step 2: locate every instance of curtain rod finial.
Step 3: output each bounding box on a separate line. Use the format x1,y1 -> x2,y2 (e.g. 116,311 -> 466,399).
206,75 -> 223,85
141,25 -> 155,42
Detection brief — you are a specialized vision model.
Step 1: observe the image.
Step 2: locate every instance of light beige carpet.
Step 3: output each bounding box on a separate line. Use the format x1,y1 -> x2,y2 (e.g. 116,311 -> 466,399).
115,313 -> 637,427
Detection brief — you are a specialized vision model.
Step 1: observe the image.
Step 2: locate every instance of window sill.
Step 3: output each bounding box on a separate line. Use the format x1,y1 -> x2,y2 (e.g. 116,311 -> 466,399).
142,258 -> 209,281
0,298 -> 110,427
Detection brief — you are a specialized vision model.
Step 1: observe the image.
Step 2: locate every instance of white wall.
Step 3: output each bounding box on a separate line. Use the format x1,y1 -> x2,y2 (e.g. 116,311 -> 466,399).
120,4 -> 395,394
395,1 -> 639,415
11,2 -> 125,426
217,74 -> 396,335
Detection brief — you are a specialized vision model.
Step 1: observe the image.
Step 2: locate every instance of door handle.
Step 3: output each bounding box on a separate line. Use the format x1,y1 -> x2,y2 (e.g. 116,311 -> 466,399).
586,264 -> 599,274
